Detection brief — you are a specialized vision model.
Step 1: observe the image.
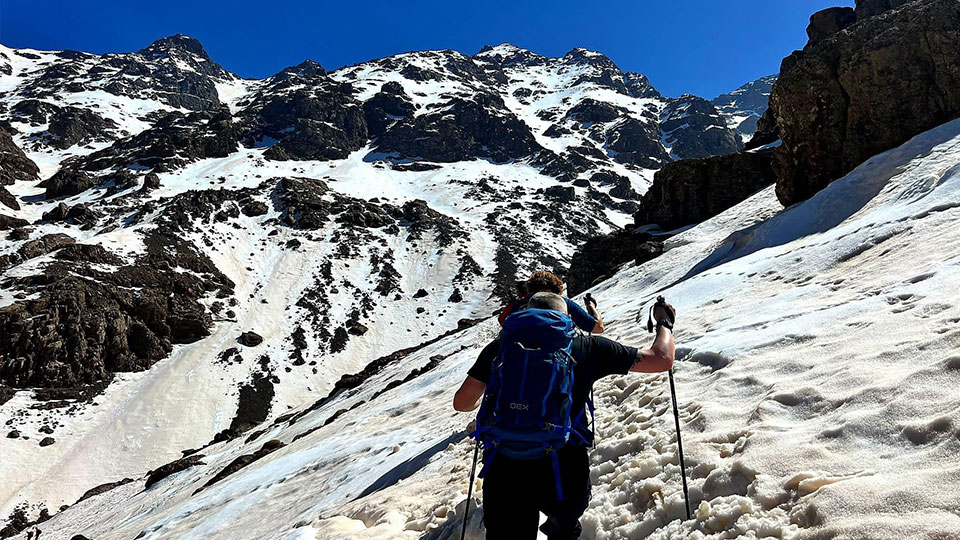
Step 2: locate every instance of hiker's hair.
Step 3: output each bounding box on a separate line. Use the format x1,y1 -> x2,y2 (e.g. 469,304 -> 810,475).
527,292 -> 567,313
527,271 -> 564,295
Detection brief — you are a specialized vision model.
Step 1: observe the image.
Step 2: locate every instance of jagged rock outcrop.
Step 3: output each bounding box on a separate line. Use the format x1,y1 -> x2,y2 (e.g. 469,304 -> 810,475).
606,117 -> 671,168
567,230 -> 664,296
375,92 -> 540,162
44,106 -> 120,149
0,128 -> 39,186
806,7 -> 857,44
634,149 -> 776,230
72,107 -> 242,175
0,233 -> 76,272
40,202 -> 101,228
363,81 -> 416,138
0,186 -> 17,211
0,230 -> 233,388
770,0 -> 960,206
244,72 -> 368,161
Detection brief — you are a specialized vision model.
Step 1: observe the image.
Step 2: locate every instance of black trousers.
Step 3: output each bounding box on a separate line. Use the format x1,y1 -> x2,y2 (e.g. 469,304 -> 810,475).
481,445 -> 590,540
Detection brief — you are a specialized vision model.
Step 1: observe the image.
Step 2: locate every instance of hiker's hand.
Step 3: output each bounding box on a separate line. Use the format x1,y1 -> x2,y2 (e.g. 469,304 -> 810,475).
584,293 -> 596,308
654,301 -> 675,325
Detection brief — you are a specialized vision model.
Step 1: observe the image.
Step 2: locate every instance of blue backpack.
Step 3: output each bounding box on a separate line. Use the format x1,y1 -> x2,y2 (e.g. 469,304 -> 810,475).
473,308 -> 592,499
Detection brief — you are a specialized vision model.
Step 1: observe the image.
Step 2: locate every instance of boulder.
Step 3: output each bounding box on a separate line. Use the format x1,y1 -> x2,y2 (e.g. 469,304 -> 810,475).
241,201 -> 268,217
39,437 -> 55,446
145,455 -> 205,489
42,168 -> 101,199
634,149 -> 776,230
140,172 -> 161,192
239,331 -> 264,347
0,213 -> 27,231
770,0 -> 960,206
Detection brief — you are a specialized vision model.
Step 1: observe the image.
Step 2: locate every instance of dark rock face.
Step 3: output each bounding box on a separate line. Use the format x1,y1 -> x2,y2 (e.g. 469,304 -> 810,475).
74,108 -> 242,174
565,99 -> 624,124
807,7 -> 857,44
239,331 -> 263,347
0,186 -> 17,211
0,230 -> 232,388
0,129 -> 39,186
0,233 -> 76,273
770,0 -> 960,206
0,214 -> 28,230
41,203 -> 101,228
363,81 -> 416,138
854,0 -> 914,19
634,149 -> 776,230
606,118 -> 671,168
624,72 -> 662,99
568,231 -> 663,296
145,455 -> 205,489
375,92 -> 540,162
44,106 -> 120,149
243,72 -> 367,161
41,169 -> 99,199
241,201 -> 268,217
661,95 -> 744,159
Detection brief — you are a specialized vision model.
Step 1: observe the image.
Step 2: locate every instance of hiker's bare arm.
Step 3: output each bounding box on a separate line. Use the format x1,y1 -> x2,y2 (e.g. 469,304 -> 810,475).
453,376 -> 486,412
586,303 -> 605,334
630,326 -> 675,373
584,295 -> 605,334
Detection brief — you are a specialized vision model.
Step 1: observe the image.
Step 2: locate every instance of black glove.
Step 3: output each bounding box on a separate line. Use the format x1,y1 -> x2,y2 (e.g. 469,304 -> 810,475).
646,296 -> 676,332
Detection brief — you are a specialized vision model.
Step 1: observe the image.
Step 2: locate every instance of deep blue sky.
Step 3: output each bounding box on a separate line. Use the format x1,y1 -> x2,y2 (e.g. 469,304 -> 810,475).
1,0 -> 853,98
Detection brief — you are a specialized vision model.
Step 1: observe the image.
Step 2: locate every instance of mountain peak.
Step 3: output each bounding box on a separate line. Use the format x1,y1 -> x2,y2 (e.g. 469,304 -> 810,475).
138,34 -> 210,59
272,59 -> 327,81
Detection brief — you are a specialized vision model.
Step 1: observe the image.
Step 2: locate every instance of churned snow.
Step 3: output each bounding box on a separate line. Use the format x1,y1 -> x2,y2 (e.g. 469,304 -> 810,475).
7,115 -> 959,540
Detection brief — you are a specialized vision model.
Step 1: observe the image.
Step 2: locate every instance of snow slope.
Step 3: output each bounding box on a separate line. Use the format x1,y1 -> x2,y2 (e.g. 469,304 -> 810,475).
15,117 -> 960,540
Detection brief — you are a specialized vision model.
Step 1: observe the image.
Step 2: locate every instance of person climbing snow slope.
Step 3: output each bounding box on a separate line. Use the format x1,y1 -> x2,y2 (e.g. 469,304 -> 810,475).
454,292 -> 676,539
498,270 -> 605,334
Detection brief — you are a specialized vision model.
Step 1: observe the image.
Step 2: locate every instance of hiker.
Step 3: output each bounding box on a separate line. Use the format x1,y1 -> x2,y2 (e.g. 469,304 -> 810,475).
454,292 -> 676,540
498,271 -> 605,334
26,529 -> 33,540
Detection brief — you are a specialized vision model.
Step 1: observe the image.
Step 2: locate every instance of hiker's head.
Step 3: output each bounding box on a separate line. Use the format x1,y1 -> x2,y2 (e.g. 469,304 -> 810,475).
527,292 -> 568,314
527,271 -> 563,295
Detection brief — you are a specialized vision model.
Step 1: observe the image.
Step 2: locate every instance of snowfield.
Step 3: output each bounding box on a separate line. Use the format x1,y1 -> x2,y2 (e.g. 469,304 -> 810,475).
8,115 -> 959,539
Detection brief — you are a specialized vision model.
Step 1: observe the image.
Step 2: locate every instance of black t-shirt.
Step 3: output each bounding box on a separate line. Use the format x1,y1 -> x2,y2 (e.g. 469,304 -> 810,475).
467,334 -> 638,444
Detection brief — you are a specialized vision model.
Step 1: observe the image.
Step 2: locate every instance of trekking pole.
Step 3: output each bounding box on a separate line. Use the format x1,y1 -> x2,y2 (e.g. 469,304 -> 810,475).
460,439 -> 479,540
646,295 -> 690,521
668,367 -> 691,521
